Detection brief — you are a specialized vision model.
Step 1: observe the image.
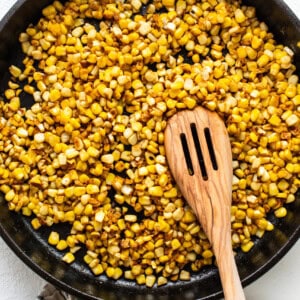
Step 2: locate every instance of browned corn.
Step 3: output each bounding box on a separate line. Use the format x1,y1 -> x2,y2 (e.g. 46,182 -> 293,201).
0,0 -> 299,287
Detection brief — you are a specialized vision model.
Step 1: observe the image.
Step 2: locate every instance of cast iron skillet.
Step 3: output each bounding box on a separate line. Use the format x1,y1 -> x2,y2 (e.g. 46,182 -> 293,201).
0,1 -> 299,299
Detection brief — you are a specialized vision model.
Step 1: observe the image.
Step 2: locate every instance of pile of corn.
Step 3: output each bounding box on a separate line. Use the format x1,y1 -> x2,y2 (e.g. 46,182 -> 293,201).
0,0 -> 299,287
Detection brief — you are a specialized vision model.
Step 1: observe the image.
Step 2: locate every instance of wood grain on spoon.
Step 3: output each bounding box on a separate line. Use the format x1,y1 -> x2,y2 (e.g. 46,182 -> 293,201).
165,107 -> 245,300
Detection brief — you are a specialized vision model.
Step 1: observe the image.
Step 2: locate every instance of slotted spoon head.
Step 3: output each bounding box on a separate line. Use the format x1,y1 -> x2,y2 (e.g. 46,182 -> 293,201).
165,106 -> 245,300
164,106 -> 233,241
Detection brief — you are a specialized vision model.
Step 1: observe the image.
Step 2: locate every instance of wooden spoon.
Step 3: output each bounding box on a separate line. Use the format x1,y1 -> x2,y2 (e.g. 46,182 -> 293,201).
164,107 -> 245,300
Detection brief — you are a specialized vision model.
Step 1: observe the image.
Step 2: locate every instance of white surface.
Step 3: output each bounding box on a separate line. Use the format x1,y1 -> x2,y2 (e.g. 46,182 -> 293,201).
0,0 -> 300,299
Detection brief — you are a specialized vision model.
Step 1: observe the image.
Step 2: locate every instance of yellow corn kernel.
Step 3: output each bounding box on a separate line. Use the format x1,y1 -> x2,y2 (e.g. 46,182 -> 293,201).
64,211 -> 75,222
56,240 -> 68,251
237,46 -> 247,59
148,186 -> 163,197
87,147 -> 100,158
22,207 -> 32,217
162,0 -> 175,8
157,276 -> 168,286
9,65 -> 22,78
31,218 -> 41,230
180,270 -> 191,281
292,95 -> 300,105
268,115 -> 281,126
249,132 -> 258,143
182,210 -> 196,223
86,184 -> 100,194
251,36 -> 263,49
257,54 -> 270,67
266,221 -> 274,231
73,186 -> 86,197
48,231 -> 60,246
270,63 -> 280,76
136,274 -> 146,285
202,249 -> 213,259
145,275 -> 156,287
164,187 -> 177,198
49,89 -> 61,101
269,183 -> 279,196
235,9 -> 246,23
286,114 -> 299,126
55,46 -> 66,56
62,252 -> 75,264
5,189 -> 15,201
171,239 -> 181,250
274,207 -> 287,218
241,241 -> 254,252
8,97 -> 20,111
92,264 -> 104,276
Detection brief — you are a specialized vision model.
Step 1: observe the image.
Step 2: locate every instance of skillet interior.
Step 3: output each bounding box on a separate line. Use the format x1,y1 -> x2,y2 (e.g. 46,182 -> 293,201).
0,0 -> 299,299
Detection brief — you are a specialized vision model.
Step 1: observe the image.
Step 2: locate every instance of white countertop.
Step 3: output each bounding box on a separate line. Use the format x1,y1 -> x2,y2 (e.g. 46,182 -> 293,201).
0,0 -> 300,299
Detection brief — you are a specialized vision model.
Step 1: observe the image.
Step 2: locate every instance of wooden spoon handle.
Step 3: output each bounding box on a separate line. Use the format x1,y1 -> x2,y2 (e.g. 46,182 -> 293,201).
214,239 -> 246,300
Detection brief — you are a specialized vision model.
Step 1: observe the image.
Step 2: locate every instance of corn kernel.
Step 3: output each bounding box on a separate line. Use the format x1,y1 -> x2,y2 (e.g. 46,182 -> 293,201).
274,207 -> 287,218
62,252 -> 75,264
